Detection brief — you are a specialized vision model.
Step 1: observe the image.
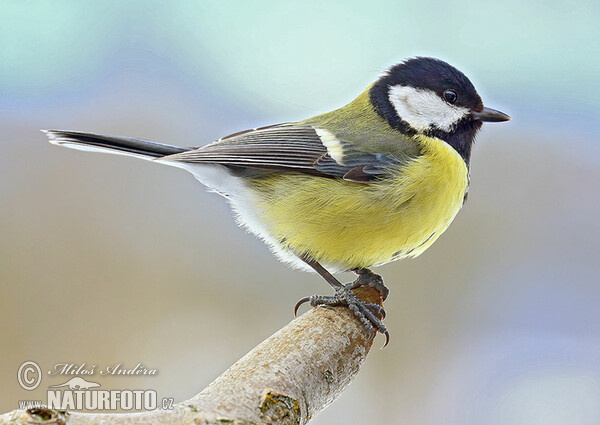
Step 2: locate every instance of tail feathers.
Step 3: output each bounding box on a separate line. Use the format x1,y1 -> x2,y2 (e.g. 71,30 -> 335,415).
44,130 -> 189,160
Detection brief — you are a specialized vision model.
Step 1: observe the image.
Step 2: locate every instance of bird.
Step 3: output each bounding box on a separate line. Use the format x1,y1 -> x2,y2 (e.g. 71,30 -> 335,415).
44,57 -> 510,346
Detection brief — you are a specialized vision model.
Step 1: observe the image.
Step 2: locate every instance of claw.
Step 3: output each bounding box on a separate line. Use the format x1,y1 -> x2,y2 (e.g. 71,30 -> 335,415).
296,288 -> 390,348
381,330 -> 390,349
294,296 -> 311,317
298,259 -> 391,347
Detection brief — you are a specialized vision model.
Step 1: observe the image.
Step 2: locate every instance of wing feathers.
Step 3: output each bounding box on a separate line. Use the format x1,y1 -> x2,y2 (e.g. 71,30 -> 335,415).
162,124 -> 403,181
163,125 -> 326,171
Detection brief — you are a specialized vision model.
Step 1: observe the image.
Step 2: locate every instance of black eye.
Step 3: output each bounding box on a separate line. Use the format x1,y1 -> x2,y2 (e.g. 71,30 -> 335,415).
443,89 -> 458,104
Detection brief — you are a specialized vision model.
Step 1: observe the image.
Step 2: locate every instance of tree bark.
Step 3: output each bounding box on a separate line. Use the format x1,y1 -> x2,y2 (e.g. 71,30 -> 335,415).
1,286 -> 383,425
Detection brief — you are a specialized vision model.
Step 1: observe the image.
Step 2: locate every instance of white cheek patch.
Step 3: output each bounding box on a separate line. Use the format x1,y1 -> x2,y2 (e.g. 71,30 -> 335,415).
388,85 -> 469,132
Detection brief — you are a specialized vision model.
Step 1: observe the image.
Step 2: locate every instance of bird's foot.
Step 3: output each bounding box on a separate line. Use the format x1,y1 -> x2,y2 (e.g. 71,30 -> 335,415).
350,268 -> 389,301
295,283 -> 389,347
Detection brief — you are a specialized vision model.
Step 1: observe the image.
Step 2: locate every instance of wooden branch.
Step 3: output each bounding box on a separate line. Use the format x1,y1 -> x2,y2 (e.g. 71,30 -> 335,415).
1,286 -> 383,425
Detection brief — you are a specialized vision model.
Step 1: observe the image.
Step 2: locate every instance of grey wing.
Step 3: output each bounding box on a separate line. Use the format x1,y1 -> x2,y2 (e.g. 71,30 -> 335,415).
160,123 -> 403,182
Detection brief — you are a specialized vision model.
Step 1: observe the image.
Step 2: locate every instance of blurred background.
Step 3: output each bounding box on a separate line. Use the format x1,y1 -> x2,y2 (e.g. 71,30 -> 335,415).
2,1 -> 600,423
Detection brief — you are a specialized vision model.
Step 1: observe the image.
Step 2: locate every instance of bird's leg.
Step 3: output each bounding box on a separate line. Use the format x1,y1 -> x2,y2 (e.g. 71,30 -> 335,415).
349,268 -> 390,301
294,256 -> 389,347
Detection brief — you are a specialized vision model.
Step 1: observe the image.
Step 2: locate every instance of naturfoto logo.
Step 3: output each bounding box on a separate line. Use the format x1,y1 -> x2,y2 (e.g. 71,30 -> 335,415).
17,361 -> 173,412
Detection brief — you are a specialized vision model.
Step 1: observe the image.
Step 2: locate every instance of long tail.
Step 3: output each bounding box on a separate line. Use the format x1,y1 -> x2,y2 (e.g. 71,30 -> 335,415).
44,130 -> 189,160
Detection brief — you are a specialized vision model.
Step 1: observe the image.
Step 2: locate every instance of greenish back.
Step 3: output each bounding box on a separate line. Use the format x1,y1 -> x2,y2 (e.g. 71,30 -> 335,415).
299,87 -> 421,162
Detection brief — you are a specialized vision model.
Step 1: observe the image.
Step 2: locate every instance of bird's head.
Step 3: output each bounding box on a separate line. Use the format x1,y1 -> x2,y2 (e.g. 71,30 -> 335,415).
370,57 -> 510,163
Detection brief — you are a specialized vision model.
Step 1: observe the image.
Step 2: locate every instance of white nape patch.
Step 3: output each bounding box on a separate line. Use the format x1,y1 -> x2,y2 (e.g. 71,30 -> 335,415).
388,85 -> 469,132
315,128 -> 345,164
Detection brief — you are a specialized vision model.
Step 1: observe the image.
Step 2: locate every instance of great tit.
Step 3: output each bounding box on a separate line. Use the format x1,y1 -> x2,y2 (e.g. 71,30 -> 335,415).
45,57 -> 510,345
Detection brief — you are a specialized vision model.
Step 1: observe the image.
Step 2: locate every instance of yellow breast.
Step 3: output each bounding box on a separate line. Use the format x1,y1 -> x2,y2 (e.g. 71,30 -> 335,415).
246,134 -> 469,271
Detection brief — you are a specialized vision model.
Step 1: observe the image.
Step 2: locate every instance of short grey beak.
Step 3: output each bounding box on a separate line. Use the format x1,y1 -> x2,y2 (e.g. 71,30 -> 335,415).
471,107 -> 511,122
